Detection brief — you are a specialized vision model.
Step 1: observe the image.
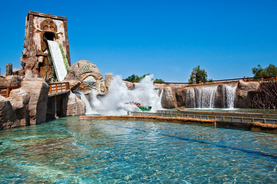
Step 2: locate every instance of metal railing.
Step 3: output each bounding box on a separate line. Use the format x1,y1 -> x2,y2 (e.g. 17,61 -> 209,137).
129,110 -> 277,125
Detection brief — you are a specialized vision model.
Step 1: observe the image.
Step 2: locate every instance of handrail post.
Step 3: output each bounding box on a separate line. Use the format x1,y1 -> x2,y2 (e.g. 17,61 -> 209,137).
275,75 -> 277,82
261,76 -> 263,82
56,84 -> 58,93
6,87 -> 10,97
61,83 -> 63,92
49,84 -> 52,94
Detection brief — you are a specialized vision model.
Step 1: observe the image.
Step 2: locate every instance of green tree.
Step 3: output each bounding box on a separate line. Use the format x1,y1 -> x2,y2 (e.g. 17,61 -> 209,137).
154,79 -> 165,83
252,64 -> 277,77
189,65 -> 210,83
123,74 -> 165,83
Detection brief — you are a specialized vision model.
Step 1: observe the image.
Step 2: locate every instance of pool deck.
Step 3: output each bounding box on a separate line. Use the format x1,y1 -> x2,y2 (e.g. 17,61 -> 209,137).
79,115 -> 277,132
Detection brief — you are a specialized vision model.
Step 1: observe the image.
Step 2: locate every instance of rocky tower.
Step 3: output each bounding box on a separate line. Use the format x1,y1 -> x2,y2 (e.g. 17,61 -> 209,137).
20,10 -> 71,80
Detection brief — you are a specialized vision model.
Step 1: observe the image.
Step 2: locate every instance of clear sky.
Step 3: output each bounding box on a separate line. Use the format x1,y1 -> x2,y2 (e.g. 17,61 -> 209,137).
0,0 -> 276,82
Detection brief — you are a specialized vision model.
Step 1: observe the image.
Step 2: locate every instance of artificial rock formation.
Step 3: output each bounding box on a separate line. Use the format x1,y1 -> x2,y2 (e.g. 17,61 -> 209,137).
0,95 -> 16,129
0,75 -> 23,87
105,73 -> 113,90
8,89 -> 30,127
21,76 -> 49,125
20,11 -> 70,79
236,80 -> 260,108
64,60 -> 106,95
251,82 -> 277,109
66,91 -> 86,116
161,87 -> 178,109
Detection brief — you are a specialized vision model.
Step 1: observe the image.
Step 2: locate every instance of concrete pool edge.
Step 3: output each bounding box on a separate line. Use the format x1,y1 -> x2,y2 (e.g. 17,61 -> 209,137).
79,115 -> 277,132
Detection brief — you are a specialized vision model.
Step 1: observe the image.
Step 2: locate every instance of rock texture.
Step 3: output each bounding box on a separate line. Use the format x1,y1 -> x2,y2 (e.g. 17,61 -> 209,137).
64,60 -> 106,95
175,88 -> 186,107
0,75 -> 23,87
8,89 -> 30,127
161,87 -> 178,109
123,81 -> 135,90
105,73 -> 113,91
236,80 -> 260,108
66,91 -> 86,116
251,82 -> 277,109
0,95 -> 15,129
21,77 -> 49,125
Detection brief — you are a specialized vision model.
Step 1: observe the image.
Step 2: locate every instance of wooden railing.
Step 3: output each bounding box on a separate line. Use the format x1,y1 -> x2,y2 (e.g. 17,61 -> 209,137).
0,86 -> 20,98
0,82 -> 70,98
48,82 -> 70,94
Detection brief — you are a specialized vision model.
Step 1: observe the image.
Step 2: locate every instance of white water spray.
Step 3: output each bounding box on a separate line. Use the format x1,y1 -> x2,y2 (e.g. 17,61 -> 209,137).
78,92 -> 98,115
89,75 -> 163,115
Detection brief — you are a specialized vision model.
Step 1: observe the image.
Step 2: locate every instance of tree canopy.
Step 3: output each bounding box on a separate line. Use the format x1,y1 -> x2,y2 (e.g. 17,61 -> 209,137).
252,64 -> 277,77
123,74 -> 165,83
189,65 -> 211,83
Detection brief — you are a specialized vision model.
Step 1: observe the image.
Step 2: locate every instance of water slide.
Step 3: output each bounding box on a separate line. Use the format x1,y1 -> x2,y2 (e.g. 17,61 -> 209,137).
47,40 -> 67,81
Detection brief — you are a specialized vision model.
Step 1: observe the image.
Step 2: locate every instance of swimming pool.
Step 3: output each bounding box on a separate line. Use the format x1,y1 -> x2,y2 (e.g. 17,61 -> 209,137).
0,117 -> 276,183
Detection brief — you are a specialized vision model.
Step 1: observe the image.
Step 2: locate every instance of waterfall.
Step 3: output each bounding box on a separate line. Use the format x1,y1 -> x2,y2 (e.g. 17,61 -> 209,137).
74,91 -> 97,115
185,84 -> 237,109
195,86 -> 218,108
185,88 -> 196,108
222,85 -> 237,108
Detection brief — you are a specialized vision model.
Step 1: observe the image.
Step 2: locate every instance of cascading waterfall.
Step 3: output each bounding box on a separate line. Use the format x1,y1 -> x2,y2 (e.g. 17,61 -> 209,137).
195,86 -> 218,108
222,84 -> 237,108
75,91 -> 98,115
185,88 -> 196,108
185,84 -> 237,109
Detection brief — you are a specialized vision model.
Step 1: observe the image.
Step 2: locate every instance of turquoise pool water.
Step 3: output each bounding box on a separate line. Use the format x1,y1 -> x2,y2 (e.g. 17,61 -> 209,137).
0,117 -> 277,183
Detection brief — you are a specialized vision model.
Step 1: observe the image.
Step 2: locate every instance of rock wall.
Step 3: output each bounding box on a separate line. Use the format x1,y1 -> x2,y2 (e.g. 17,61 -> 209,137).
161,87 -> 178,109
66,91 -> 86,116
164,81 -> 260,109
64,60 -> 106,95
235,80 -> 260,108
21,77 -> 49,125
250,82 -> 277,109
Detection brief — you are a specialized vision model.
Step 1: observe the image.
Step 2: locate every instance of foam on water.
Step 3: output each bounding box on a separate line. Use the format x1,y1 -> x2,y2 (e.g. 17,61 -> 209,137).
88,75 -> 163,115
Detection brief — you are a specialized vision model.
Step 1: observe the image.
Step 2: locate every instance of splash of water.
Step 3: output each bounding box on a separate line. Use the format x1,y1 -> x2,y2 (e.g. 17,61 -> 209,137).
89,75 -> 163,115
77,92 -> 98,115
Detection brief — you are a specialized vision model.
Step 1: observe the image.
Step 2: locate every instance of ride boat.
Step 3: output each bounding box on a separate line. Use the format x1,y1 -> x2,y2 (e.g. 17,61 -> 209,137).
139,106 -> 152,111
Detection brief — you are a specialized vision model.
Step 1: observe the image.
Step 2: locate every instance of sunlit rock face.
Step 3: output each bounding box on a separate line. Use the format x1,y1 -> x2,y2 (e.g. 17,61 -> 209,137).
64,60 -> 106,95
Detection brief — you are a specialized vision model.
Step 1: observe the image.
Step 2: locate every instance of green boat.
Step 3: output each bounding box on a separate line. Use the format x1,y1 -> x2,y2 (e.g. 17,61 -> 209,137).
139,106 -> 152,111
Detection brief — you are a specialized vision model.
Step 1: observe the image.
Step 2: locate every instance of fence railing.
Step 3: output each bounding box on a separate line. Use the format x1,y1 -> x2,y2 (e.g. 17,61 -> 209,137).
0,86 -> 20,98
48,82 -> 70,94
0,82 -> 70,98
129,110 -> 277,125
149,75 -> 277,86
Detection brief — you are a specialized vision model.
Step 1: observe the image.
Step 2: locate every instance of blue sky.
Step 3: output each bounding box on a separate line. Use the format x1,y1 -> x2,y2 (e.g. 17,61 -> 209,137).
0,0 -> 276,82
